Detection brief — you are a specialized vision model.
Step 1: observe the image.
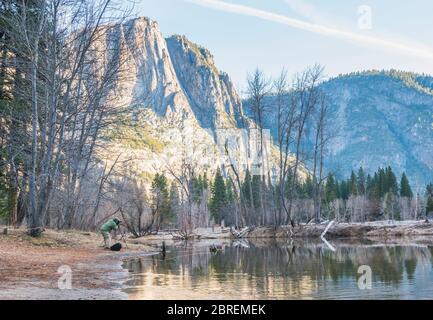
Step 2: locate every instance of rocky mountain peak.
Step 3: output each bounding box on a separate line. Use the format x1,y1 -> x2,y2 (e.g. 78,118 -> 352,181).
97,17 -> 271,179
166,34 -> 244,130
94,17 -> 245,134
168,35 -> 217,73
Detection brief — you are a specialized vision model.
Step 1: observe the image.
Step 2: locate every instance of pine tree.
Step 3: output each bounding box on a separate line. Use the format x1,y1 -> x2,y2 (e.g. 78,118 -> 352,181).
426,183 -> 433,198
335,180 -> 341,199
251,175 -> 261,209
340,180 -> 349,200
386,166 -> 398,195
325,174 -> 337,203
370,172 -> 381,199
366,174 -> 373,198
202,172 -> 209,190
151,174 -> 171,225
242,169 -> 253,207
191,175 -> 204,203
197,175 -> 203,189
209,168 -> 226,224
168,183 -> 179,225
226,180 -> 235,205
400,172 -> 413,198
349,171 -> 358,196
357,167 -> 366,196
301,175 -> 313,199
427,197 -> 433,215
376,168 -> 388,197
426,183 -> 433,215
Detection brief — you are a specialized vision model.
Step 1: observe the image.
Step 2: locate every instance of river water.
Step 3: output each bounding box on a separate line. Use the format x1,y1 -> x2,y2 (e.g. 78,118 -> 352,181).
121,239 -> 433,300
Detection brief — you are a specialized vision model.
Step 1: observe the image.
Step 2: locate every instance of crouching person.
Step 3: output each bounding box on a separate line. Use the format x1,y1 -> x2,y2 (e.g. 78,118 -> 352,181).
100,218 -> 121,249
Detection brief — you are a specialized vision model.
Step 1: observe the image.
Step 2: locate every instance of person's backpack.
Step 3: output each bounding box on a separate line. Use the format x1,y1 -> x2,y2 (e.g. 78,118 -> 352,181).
110,243 -> 122,251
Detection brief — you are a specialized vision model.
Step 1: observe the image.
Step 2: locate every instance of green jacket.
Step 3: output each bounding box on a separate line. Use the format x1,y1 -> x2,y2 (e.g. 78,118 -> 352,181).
100,219 -> 118,233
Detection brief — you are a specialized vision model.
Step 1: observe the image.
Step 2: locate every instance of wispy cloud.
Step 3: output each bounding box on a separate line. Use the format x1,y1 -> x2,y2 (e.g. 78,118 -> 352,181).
186,0 -> 433,61
283,0 -> 338,26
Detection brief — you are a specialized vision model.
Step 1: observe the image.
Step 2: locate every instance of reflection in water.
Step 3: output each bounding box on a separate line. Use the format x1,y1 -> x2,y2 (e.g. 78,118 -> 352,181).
122,240 -> 433,300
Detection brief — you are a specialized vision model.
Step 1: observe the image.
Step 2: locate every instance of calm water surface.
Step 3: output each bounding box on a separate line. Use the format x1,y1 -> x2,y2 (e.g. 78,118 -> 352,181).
121,240 -> 433,300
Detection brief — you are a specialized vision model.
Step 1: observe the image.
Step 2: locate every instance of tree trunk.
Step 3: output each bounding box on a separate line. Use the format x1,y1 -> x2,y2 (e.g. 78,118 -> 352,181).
28,47 -> 42,237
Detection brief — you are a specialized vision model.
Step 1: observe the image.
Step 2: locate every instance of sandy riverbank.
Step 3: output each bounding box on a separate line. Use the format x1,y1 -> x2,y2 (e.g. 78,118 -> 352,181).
0,227 -> 157,300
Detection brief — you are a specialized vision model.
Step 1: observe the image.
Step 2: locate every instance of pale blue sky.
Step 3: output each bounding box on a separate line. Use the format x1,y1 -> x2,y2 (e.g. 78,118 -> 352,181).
133,0 -> 433,91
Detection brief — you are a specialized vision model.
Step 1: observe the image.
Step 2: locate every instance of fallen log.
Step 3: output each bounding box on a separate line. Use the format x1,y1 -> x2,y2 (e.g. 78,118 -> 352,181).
171,232 -> 196,240
321,220 -> 335,238
230,226 -> 253,239
233,239 -> 250,248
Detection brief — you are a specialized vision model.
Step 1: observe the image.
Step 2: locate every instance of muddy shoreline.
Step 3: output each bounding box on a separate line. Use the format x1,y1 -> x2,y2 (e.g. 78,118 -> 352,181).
0,228 -> 158,300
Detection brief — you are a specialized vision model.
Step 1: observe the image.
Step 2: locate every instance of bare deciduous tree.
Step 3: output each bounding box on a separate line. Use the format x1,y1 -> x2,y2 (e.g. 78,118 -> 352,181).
0,0 -> 133,235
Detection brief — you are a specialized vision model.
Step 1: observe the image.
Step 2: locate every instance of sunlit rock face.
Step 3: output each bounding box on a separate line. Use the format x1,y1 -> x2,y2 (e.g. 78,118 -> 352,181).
100,17 -> 245,131
166,35 -> 245,130
100,17 -> 192,116
95,17 -> 285,180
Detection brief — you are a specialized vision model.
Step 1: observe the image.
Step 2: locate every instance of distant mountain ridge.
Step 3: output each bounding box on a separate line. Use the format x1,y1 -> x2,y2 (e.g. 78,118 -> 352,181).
322,70 -> 433,187
247,70 -> 433,187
